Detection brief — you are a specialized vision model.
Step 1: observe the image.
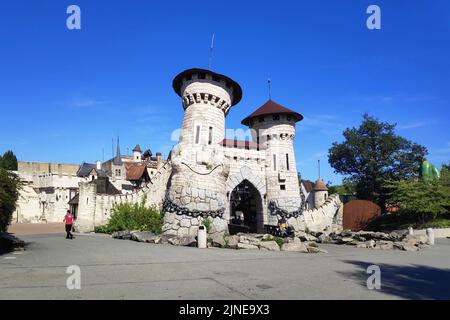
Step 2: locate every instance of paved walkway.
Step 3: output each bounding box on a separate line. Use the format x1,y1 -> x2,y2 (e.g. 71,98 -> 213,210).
8,223 -> 65,236
1,232 -> 450,300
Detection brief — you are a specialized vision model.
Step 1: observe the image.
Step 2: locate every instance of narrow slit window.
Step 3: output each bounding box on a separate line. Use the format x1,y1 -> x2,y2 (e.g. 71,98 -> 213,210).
208,127 -> 213,145
195,125 -> 201,144
273,154 -> 277,171
286,153 -> 290,171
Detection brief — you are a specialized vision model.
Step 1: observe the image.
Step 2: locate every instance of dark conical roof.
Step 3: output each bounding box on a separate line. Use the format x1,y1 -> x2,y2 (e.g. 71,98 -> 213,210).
241,99 -> 303,126
133,144 -> 142,153
113,138 -> 122,165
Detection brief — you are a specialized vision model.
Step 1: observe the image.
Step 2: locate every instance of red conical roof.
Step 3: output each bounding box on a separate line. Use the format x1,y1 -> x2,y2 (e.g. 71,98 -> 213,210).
314,179 -> 328,191
241,100 -> 303,126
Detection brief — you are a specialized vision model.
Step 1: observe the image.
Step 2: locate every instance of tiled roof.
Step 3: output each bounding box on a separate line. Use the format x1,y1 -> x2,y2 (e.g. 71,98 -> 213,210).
241,100 -> 303,126
76,163 -> 95,177
125,163 -> 148,180
314,179 -> 329,191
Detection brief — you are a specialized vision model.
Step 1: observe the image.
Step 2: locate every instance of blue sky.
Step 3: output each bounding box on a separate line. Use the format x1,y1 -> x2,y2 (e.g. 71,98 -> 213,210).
0,0 -> 449,184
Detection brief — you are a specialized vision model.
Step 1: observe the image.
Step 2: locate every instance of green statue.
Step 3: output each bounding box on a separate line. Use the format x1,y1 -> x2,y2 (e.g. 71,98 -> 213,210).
421,160 -> 441,181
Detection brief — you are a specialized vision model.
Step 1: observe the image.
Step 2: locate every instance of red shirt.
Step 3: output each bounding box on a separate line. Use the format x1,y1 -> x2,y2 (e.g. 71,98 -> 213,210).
65,214 -> 74,225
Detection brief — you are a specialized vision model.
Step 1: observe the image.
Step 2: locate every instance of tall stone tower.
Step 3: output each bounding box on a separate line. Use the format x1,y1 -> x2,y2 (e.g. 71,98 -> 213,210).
242,100 -> 303,224
163,68 -> 242,237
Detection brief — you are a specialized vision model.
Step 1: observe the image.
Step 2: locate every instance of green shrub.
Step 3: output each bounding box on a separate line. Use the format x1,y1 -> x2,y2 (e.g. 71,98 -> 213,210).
202,217 -> 212,233
96,196 -> 164,234
262,236 -> 284,248
0,168 -> 22,232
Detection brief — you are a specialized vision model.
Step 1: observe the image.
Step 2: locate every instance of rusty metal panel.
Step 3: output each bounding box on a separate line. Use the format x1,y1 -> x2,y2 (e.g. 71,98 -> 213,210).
343,200 -> 381,231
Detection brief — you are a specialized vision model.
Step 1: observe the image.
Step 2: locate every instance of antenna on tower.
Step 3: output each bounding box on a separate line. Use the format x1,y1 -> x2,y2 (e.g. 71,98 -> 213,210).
208,33 -> 215,69
318,159 -> 321,179
268,78 -> 272,100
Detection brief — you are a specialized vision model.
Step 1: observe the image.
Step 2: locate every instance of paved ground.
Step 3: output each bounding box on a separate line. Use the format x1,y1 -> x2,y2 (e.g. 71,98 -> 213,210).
1,231 -> 450,300
8,223 -> 65,235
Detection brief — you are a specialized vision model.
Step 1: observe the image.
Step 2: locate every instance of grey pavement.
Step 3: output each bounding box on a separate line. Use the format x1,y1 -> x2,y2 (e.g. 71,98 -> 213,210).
1,233 -> 450,300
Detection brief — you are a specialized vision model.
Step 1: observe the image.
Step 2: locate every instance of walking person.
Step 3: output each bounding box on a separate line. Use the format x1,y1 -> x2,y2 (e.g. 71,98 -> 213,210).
63,210 -> 74,239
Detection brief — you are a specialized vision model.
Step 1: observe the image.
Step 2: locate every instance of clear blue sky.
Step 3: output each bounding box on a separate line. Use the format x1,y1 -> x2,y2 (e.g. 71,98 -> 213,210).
1,0 -> 449,184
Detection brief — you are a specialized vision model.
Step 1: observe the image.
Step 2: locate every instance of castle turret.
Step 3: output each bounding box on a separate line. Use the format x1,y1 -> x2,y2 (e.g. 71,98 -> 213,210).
132,144 -> 142,162
313,178 -> 328,208
164,68 -> 242,236
242,100 -> 303,216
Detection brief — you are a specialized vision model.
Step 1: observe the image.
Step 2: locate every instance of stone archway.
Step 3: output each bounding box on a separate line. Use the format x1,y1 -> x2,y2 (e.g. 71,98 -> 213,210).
226,166 -> 266,233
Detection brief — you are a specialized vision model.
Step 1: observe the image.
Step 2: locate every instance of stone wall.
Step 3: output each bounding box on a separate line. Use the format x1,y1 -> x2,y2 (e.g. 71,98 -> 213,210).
75,161 -> 172,232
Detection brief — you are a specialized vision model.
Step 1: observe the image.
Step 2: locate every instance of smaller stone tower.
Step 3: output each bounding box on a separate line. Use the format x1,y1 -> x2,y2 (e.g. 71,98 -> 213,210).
242,100 -> 303,223
313,179 -> 328,208
133,144 -> 142,162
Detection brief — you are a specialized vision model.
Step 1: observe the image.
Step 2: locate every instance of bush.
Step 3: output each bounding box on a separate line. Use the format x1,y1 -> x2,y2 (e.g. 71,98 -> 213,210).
0,168 -> 21,232
262,236 -> 284,248
96,196 -> 164,234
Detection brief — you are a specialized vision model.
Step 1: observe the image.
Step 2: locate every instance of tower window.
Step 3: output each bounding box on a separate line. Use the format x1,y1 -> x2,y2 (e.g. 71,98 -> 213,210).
115,169 -> 121,176
259,117 -> 265,123
195,125 -> 201,144
280,185 -> 286,190
273,115 -> 280,121
287,115 -> 292,121
208,127 -> 213,145
273,154 -> 277,171
286,153 -> 290,171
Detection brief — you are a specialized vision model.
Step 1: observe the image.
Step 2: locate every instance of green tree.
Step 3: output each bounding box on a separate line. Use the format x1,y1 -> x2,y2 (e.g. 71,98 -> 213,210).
328,178 -> 355,196
0,168 -> 22,232
0,151 -> 18,171
328,114 -> 427,208
387,173 -> 450,223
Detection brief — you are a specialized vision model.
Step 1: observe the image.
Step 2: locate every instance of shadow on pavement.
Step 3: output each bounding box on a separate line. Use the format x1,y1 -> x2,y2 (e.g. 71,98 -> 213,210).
339,260 -> 450,300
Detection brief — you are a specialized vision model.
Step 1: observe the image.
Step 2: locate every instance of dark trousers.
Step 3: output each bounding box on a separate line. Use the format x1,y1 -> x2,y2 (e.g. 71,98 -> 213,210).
65,224 -> 73,239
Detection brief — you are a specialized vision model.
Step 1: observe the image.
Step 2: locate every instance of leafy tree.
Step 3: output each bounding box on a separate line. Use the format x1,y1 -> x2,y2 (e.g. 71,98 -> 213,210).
387,171 -> 450,223
0,168 -> 22,232
328,114 -> 427,208
0,151 -> 18,171
328,178 -> 355,196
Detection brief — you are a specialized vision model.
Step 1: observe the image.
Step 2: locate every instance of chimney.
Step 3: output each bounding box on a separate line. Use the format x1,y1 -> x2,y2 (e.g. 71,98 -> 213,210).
156,152 -> 162,169
96,160 -> 101,170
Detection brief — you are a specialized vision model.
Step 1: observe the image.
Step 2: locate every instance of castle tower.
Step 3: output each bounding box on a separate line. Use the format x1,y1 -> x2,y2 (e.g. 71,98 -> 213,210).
313,178 -> 328,208
242,100 -> 303,219
133,144 -> 142,162
112,137 -> 125,180
164,68 -> 242,236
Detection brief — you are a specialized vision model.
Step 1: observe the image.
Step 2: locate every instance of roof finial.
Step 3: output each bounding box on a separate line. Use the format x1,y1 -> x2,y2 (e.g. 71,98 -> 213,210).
268,78 -> 272,100
318,159 -> 321,179
208,33 -> 215,69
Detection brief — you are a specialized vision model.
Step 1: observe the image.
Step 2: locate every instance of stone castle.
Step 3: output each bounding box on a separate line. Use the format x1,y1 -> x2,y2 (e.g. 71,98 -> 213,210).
75,68 -> 343,236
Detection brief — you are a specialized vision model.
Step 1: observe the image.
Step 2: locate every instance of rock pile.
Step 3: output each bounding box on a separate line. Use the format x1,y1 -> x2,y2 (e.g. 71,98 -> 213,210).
110,229 -> 431,252
302,230 -> 431,251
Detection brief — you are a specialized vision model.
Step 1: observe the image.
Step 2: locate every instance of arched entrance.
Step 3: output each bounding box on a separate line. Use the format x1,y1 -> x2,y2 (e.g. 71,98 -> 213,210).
229,180 -> 264,233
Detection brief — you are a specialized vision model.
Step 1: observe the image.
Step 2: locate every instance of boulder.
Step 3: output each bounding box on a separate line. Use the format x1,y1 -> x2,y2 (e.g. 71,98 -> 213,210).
317,234 -> 333,244
239,235 -> 261,246
111,230 -> 132,240
211,233 -> 226,248
336,237 -> 354,244
168,236 -> 197,247
131,231 -> 155,243
365,240 -> 376,249
377,240 -> 394,250
259,241 -> 280,251
158,233 -> 177,244
356,242 -> 367,249
281,242 -> 308,253
307,246 -> 328,254
340,230 -> 353,237
225,235 -> 240,249
237,243 -> 259,250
